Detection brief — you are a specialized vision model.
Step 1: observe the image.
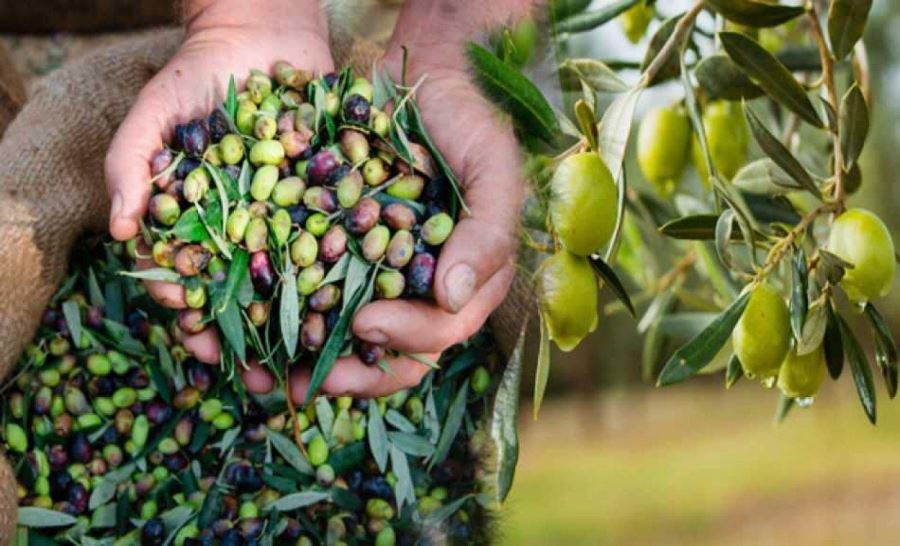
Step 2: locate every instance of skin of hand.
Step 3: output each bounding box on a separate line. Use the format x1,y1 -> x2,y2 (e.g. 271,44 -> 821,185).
343,0 -> 531,390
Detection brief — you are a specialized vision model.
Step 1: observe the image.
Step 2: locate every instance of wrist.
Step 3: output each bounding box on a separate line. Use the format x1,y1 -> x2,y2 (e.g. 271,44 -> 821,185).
185,0 -> 329,42
386,0 -> 537,74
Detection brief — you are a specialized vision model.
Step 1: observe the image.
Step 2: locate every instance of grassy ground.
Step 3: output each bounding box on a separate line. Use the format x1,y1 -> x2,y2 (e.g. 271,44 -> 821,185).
500,380 -> 900,546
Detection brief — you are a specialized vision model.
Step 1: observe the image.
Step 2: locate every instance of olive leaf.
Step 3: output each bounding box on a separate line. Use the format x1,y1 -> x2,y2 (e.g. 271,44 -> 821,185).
641,16 -> 681,86
18,508 -> 78,528
720,32 -> 823,128
797,302 -> 827,356
774,393 -> 794,423
732,158 -> 801,195
387,431 -> 434,457
559,58 -> 629,93
574,99 -> 598,152
790,246 -> 808,341
839,85 -> 869,171
534,311 -> 551,419
390,444 -> 416,511
743,104 -> 820,197
725,354 -> 743,389
224,75 -> 238,121
367,402 -> 389,473
838,314 -> 877,424
266,427 -> 314,475
267,491 -> 331,512
680,48 -> 716,182
864,303 -> 898,399
279,253 -> 300,359
551,0 -> 593,21
216,300 -> 246,363
704,0 -> 805,28
119,268 -> 182,284
695,54 -> 763,101
598,85 -> 642,182
657,290 -> 751,387
62,299 -> 83,348
589,255 -> 635,318
305,278 -> 369,404
715,208 -> 737,270
429,379 -> 468,468
553,0 -> 641,34
465,42 -> 559,143
824,300 -> 844,379
828,0 -> 873,61
171,209 -> 211,242
819,249 -> 853,285
659,214 -> 740,241
490,321 -> 525,503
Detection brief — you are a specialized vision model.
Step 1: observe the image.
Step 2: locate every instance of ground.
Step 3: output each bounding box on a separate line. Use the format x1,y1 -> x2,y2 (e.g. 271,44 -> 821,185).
502,381 -> 900,546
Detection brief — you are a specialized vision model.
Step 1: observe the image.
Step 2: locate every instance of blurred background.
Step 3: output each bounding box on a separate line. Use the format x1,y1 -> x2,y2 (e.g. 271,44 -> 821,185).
1,1 -> 899,544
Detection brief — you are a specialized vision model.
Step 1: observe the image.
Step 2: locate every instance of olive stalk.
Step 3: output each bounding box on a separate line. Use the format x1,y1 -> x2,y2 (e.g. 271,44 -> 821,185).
757,203 -> 835,279
805,1 -> 845,209
639,0 -> 705,87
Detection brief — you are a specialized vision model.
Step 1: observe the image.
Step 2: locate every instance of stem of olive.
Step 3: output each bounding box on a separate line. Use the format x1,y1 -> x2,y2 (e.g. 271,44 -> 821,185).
757,203 -> 835,279
805,2 -> 845,211
640,0 -> 705,87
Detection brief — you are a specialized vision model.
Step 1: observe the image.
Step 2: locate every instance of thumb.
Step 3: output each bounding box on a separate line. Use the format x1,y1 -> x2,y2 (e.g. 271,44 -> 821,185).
433,131 -> 522,313
105,81 -> 173,241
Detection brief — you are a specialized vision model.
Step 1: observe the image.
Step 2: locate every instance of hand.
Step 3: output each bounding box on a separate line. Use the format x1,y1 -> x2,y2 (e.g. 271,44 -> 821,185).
343,15 -> 526,396
242,11 -> 526,403
106,0 -> 332,365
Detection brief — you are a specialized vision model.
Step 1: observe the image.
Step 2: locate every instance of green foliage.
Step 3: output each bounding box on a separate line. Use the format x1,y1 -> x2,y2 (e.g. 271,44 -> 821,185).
469,0 -> 895,424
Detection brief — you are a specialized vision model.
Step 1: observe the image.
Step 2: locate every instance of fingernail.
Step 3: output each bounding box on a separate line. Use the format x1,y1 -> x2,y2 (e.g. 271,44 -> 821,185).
110,192 -> 123,221
358,329 -> 389,345
445,263 -> 476,312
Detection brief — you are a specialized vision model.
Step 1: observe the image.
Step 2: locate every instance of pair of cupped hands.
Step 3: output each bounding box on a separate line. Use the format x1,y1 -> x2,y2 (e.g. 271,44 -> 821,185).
104,0 -> 522,404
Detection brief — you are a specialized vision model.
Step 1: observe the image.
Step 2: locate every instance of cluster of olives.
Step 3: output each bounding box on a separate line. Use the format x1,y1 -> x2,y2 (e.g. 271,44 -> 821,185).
134,61 -> 458,372
536,152 -> 619,351
637,99 -> 748,195
6,242 -> 499,545
733,209 -> 895,399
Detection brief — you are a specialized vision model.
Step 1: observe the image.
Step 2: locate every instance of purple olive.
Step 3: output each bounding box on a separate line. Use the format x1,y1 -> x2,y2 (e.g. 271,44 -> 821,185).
301,313 -> 326,351
348,197 -> 381,235
307,150 -> 340,186
177,309 -> 206,335
319,226 -> 348,263
406,252 -> 436,296
250,251 -> 276,297
309,284 -> 341,312
181,118 -> 210,157
207,110 -> 230,142
343,94 -> 371,123
358,342 -> 385,365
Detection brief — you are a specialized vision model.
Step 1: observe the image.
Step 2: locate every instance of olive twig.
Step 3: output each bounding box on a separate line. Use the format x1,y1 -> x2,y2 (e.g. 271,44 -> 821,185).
640,0 -> 705,87
805,2 -> 845,210
757,203 -> 835,279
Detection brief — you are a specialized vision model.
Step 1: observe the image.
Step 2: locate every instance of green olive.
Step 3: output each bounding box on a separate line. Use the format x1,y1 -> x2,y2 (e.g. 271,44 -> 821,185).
537,251 -> 598,352
692,100 -> 749,184
777,344 -> 826,399
509,17 -> 539,66
549,152 -> 618,256
620,2 -> 654,44
828,208 -> 896,303
637,104 -> 691,195
732,282 -> 791,381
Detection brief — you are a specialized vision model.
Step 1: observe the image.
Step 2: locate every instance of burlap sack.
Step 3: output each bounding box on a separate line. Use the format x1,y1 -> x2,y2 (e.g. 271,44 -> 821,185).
0,23 -> 530,542
0,1 -> 175,33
